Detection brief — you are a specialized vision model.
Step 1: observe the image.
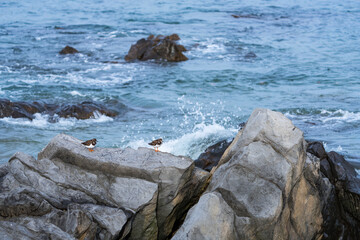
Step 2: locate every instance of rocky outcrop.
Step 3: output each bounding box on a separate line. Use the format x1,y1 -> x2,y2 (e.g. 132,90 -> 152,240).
125,34 -> 188,62
0,99 -> 120,120
173,108 -> 355,239
306,141 -> 360,239
0,134 -> 210,239
59,46 -> 79,55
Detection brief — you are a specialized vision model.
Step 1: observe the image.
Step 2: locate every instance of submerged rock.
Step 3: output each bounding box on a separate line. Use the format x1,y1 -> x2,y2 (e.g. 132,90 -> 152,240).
0,99 -> 119,120
59,45 -> 79,55
244,51 -> 257,59
231,14 -> 260,19
0,134 -> 210,240
125,34 -> 188,62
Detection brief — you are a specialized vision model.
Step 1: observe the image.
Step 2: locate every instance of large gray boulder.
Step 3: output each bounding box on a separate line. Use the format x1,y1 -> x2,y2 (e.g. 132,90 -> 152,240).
0,134 -> 210,240
173,108 -> 324,240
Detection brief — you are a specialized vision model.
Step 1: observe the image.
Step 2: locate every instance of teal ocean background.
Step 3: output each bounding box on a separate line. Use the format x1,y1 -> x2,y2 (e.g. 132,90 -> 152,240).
0,0 -> 359,168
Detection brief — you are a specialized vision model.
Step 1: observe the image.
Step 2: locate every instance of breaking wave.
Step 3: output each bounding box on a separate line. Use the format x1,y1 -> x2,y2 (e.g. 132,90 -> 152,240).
128,122 -> 237,160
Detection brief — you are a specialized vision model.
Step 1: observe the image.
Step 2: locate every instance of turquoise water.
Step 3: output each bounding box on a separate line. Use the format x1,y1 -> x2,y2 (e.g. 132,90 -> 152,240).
0,0 -> 359,165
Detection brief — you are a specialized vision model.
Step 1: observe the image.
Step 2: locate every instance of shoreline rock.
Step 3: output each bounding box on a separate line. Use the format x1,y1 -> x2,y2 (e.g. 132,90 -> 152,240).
124,34 -> 188,62
0,99 -> 120,120
0,134 -> 210,239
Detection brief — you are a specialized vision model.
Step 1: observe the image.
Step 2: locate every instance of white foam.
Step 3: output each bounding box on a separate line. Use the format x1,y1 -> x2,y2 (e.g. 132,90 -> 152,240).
128,123 -> 237,159
0,112 -> 113,130
330,145 -> 343,152
285,109 -> 360,125
69,91 -> 85,96
199,43 -> 226,54
321,109 -> 360,123
129,30 -> 147,34
0,65 -> 12,73
108,31 -> 118,38
90,111 -> 114,123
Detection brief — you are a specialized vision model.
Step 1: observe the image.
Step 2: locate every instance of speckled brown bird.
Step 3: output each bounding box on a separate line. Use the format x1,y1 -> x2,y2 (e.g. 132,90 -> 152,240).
82,138 -> 97,152
148,138 -> 162,152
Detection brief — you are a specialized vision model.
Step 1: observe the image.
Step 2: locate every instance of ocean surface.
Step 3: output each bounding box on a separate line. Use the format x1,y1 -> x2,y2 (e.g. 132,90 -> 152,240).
0,0 -> 359,169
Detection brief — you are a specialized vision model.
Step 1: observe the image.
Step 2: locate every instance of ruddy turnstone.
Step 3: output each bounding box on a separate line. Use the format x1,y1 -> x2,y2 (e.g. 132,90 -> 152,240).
82,138 -> 97,152
148,138 -> 162,152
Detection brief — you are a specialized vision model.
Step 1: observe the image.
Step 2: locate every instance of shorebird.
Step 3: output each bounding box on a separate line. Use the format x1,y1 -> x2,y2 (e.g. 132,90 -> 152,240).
148,138 -> 162,152
82,138 -> 97,152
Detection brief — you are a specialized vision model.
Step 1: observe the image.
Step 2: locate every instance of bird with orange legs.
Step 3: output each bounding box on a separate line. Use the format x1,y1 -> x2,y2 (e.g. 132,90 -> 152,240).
82,138 -> 97,152
148,138 -> 162,152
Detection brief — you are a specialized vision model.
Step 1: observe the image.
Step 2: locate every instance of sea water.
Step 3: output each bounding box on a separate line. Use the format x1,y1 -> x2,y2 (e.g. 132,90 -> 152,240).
0,0 -> 359,169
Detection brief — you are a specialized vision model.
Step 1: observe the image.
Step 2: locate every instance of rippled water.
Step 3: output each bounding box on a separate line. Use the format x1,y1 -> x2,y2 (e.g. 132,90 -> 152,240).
0,0 -> 359,167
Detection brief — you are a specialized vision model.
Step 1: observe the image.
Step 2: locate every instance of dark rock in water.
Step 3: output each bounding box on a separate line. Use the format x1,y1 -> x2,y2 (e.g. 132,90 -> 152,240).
0,99 -> 42,120
244,51 -> 257,59
306,141 -> 360,239
307,141 -> 327,160
327,151 -> 358,181
195,140 -> 232,172
124,34 -> 188,62
0,99 -> 118,120
56,101 -> 117,120
166,33 -> 180,41
59,45 -> 79,55
231,14 -> 260,19
327,152 -> 360,219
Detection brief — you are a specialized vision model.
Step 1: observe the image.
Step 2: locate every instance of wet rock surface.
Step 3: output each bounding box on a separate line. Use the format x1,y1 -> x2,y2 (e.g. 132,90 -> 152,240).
125,34 -> 188,62
59,45 -> 79,55
0,99 -> 120,120
0,134 -> 210,240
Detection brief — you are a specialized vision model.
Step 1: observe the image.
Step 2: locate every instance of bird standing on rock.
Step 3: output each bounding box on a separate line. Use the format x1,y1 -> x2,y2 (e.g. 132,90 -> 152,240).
82,138 -> 97,152
148,138 -> 162,152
